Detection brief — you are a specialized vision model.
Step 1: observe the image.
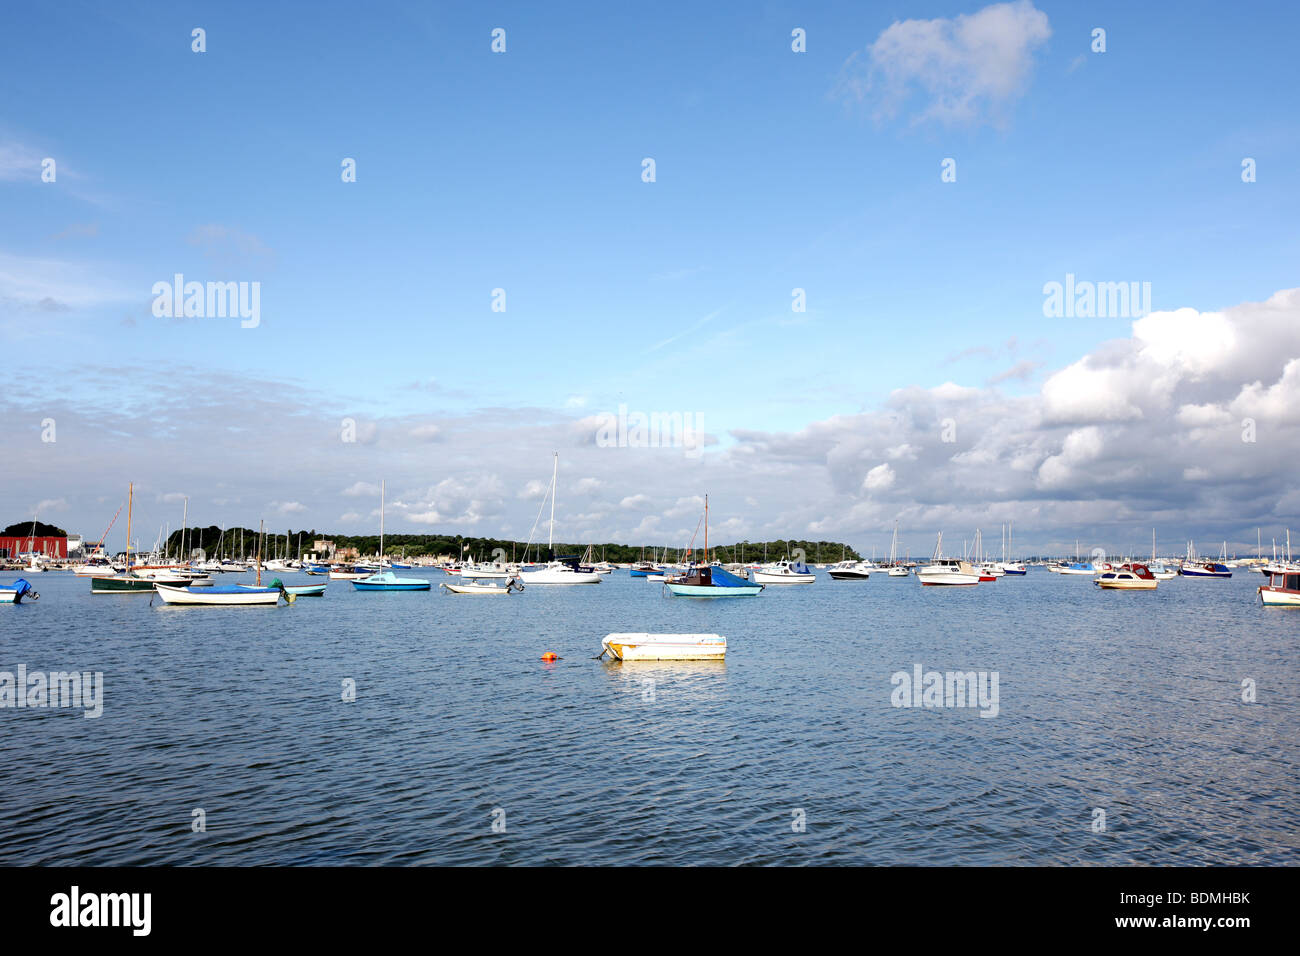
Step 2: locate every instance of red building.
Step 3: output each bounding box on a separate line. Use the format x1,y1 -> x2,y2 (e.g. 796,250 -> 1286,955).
0,535 -> 68,559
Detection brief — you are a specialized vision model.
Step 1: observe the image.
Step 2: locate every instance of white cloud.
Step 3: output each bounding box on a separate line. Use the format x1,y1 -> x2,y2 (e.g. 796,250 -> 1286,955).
838,0 -> 1051,126
863,463 -> 896,491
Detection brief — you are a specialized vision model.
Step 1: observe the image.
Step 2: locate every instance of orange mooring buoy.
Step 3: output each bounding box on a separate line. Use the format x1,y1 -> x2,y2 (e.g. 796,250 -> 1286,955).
541,651 -> 559,661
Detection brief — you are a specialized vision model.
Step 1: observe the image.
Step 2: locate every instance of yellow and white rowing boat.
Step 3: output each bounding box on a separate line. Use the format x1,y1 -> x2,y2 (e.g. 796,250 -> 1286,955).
600,633 -> 726,661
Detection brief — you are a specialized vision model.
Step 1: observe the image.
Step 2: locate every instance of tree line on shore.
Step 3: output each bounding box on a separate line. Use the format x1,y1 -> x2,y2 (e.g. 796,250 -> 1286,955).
154,526 -> 862,564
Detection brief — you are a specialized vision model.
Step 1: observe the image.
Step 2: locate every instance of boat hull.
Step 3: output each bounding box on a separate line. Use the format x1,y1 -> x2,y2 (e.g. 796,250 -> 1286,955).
155,584 -> 280,605
352,582 -> 431,591
518,568 -> 602,585
917,572 -> 980,586
751,571 -> 815,585
602,633 -> 726,661
441,582 -> 511,594
664,583 -> 762,597
1259,588 -> 1300,606
90,576 -> 156,593
827,570 -> 872,580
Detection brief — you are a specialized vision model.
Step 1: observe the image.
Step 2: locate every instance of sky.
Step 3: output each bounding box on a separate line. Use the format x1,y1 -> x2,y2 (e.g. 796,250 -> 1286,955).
2,0 -> 1298,558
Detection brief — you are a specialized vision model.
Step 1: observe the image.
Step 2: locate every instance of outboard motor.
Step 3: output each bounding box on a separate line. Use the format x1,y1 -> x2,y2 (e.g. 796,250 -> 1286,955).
11,578 -> 38,603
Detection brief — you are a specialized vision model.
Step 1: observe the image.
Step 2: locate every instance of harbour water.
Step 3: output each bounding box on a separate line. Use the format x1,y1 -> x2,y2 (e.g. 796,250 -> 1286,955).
2,569 -> 1296,865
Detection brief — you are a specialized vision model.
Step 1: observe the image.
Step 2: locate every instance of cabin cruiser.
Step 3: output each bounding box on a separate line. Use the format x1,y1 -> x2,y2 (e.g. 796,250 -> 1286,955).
1095,564 -> 1158,590
1258,570 -> 1300,606
827,560 -> 872,580
917,557 -> 980,586
752,558 -> 816,585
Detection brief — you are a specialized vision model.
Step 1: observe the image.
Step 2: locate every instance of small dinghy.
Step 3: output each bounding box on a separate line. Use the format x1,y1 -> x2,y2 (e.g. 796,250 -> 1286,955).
600,633 -> 726,661
352,570 -> 431,591
155,582 -> 286,606
0,579 -> 38,604
440,576 -> 523,595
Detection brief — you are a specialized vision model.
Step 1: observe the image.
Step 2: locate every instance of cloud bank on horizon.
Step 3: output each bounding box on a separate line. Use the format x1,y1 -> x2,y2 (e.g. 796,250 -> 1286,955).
5,287 -> 1299,556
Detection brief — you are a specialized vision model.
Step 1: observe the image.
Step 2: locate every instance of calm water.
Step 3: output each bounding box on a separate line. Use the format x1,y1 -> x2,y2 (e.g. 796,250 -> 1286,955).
2,568 -> 1297,865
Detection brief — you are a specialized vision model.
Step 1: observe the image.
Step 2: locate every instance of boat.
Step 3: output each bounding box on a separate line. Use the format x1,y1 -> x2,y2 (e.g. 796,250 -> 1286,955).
352,570 -> 431,591
0,579 -> 38,604
1095,564 -> 1158,590
1180,561 -> 1231,578
752,558 -> 816,585
883,521 -> 911,576
1053,561 -> 1098,575
662,498 -> 763,597
440,576 -> 524,595
328,566 -> 372,580
916,533 -> 980,585
238,582 -> 327,597
156,582 -> 286,605
91,484 -> 158,593
665,564 -> 764,596
1258,569 -> 1300,606
517,454 -> 603,585
600,633 -> 726,662
998,521 -> 1027,574
827,559 -> 872,580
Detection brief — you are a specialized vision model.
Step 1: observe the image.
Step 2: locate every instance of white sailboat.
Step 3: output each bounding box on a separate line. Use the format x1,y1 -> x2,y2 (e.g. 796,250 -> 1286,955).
518,453 -> 602,585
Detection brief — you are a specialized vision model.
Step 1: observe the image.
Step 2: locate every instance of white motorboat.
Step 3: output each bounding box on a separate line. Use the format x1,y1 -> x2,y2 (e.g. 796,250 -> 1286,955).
600,633 -> 726,662
1095,564 -> 1158,590
73,560 -> 120,578
0,579 -> 38,604
887,565 -> 910,577
752,558 -> 816,585
1259,569 -> 1300,606
827,560 -> 872,580
916,558 -> 981,585
916,534 -> 980,585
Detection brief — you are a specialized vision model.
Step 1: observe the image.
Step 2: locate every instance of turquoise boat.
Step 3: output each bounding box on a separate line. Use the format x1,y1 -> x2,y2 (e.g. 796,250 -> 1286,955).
665,564 -> 763,597
352,571 -> 431,591
239,582 -> 327,597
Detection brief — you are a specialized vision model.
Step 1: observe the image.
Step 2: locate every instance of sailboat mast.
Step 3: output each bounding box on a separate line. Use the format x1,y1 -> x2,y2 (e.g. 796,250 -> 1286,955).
126,483 -> 133,569
380,479 -> 385,562
704,494 -> 708,563
548,452 -> 557,552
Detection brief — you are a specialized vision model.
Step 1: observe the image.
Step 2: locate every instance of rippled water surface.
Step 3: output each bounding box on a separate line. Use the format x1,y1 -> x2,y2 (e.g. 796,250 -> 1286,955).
2,568 -> 1297,865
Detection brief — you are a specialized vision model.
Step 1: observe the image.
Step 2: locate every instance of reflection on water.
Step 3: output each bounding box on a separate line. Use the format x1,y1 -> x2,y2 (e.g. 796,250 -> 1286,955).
0,569 -> 1296,865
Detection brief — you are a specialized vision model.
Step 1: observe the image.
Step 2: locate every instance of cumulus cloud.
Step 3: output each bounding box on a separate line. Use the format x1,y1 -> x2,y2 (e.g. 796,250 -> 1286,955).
837,0 -> 1052,127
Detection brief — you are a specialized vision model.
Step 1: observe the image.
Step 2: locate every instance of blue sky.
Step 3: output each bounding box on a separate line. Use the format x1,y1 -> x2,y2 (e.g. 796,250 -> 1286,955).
3,1 -> 1299,555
